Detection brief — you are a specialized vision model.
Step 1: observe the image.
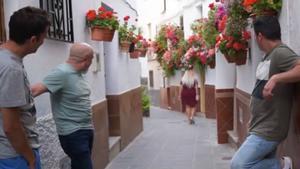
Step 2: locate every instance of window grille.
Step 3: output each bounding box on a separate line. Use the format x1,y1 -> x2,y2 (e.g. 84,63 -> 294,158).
0,0 -> 6,43
40,0 -> 74,42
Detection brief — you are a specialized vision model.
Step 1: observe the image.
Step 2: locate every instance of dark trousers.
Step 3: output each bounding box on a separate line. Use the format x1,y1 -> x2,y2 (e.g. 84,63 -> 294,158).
59,129 -> 94,169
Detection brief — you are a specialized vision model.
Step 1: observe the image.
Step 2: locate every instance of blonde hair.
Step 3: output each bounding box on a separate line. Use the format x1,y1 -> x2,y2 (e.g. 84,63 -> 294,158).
181,70 -> 196,88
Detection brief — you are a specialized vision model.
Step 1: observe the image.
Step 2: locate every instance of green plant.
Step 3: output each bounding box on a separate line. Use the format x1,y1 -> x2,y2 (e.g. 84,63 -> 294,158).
118,15 -> 137,42
142,88 -> 150,116
216,0 -> 250,61
153,24 -> 186,77
86,6 -> 119,30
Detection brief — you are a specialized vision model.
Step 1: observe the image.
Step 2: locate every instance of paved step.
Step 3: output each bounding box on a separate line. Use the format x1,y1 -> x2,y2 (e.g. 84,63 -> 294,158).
109,136 -> 121,162
227,130 -> 239,150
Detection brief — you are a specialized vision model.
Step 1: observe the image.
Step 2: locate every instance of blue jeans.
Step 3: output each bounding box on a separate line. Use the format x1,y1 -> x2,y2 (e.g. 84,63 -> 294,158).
0,149 -> 41,169
231,134 -> 280,169
59,129 -> 94,169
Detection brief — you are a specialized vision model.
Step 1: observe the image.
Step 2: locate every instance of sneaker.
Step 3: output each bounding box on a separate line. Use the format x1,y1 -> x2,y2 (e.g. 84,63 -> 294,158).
282,156 -> 293,169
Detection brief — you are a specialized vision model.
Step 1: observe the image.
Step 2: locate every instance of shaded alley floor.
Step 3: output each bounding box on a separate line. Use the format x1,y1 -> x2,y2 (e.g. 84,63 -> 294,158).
106,106 -> 235,169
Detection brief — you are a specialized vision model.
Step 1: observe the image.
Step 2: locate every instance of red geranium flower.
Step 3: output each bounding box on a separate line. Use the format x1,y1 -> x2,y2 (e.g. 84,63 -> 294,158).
209,3 -> 215,10
86,10 -> 96,21
124,15 -> 130,21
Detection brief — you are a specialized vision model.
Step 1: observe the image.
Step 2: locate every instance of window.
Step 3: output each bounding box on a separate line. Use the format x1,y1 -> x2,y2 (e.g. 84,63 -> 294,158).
196,4 -> 203,18
40,0 -> 74,42
162,0 -> 166,13
180,15 -> 184,31
147,23 -> 152,39
149,70 -> 154,88
0,0 -> 6,44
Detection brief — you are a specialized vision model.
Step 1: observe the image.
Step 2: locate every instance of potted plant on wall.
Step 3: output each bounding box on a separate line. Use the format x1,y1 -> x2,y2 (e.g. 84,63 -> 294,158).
154,24 -> 186,77
142,87 -> 150,117
86,6 -> 119,41
216,0 -> 250,65
242,0 -> 282,17
135,36 -> 149,57
118,15 -> 137,52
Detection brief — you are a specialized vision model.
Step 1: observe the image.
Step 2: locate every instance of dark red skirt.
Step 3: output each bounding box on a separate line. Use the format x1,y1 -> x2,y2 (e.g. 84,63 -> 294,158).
181,85 -> 197,107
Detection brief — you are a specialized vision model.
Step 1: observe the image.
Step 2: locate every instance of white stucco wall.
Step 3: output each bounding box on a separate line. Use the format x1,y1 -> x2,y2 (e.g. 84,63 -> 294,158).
103,33 -> 141,95
215,51 -> 235,89
148,60 -> 162,90
3,0 -> 138,116
101,1 -> 141,95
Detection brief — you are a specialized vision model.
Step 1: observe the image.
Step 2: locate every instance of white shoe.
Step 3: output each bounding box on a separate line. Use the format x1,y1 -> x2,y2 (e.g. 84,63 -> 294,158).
282,156 -> 293,169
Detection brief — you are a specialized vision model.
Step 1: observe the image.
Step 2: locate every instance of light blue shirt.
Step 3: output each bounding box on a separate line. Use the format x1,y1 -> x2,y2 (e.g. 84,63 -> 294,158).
43,63 -> 93,135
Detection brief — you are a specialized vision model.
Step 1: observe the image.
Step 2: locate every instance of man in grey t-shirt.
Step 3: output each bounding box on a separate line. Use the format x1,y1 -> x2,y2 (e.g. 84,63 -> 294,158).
31,43 -> 94,169
0,6 -> 50,169
231,16 -> 300,169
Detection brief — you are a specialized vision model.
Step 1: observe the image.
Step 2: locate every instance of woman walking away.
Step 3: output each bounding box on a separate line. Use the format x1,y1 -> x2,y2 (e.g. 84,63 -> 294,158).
179,66 -> 199,124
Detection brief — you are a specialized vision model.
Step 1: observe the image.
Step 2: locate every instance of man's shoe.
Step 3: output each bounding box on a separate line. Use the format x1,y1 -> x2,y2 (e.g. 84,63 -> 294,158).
282,156 -> 293,169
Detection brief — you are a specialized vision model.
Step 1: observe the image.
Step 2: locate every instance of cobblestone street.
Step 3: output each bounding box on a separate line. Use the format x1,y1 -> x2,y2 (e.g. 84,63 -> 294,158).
106,106 -> 235,169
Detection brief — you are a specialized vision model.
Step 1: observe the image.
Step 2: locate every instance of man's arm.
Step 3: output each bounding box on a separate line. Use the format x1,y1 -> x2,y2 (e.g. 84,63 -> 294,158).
31,83 -> 49,97
263,60 -> 300,98
1,108 -> 35,169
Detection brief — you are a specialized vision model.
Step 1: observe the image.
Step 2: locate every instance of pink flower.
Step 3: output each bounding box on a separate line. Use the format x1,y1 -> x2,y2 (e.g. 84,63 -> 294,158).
199,52 -> 207,64
208,48 -> 215,57
163,51 -> 172,63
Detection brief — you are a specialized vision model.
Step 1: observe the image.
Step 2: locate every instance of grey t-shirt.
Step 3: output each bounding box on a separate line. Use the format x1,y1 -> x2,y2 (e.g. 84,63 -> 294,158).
43,63 -> 93,136
0,48 -> 39,159
249,44 -> 299,141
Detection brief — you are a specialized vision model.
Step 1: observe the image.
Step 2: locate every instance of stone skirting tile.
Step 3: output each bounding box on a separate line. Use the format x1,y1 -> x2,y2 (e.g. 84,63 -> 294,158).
160,87 -> 170,109
92,100 -> 109,169
205,85 -> 216,119
169,86 -> 182,112
106,87 -> 143,149
234,88 -> 251,147
216,89 -> 234,144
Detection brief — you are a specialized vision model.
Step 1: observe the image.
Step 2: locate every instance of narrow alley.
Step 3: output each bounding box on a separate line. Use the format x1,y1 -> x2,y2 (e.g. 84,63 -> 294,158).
106,106 -> 235,169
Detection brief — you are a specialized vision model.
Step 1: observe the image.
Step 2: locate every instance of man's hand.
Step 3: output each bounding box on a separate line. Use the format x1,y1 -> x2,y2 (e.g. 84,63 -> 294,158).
195,95 -> 199,101
28,158 -> 36,169
263,75 -> 278,99
30,83 -> 48,97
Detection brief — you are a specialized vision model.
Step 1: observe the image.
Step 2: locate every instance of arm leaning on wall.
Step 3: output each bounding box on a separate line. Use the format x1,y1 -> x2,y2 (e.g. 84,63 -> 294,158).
31,83 -> 49,97
263,60 -> 300,99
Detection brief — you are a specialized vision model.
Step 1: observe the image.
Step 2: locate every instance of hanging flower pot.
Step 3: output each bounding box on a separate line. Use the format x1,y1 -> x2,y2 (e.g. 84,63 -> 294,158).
224,55 -> 235,63
129,50 -> 140,59
120,41 -> 131,52
135,48 -> 147,57
86,6 -> 119,41
250,9 -> 278,19
207,58 -> 215,69
235,50 -> 247,66
91,27 -> 115,41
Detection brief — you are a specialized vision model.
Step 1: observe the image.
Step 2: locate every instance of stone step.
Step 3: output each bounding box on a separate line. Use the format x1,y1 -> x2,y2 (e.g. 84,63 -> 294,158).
227,130 -> 239,150
109,136 -> 121,162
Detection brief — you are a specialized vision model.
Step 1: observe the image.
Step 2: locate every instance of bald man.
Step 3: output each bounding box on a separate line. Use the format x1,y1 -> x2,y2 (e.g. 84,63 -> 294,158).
31,43 -> 94,169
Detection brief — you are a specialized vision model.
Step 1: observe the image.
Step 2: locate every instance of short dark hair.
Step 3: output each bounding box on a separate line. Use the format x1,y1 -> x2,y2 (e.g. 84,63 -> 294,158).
253,16 -> 281,40
9,6 -> 50,44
